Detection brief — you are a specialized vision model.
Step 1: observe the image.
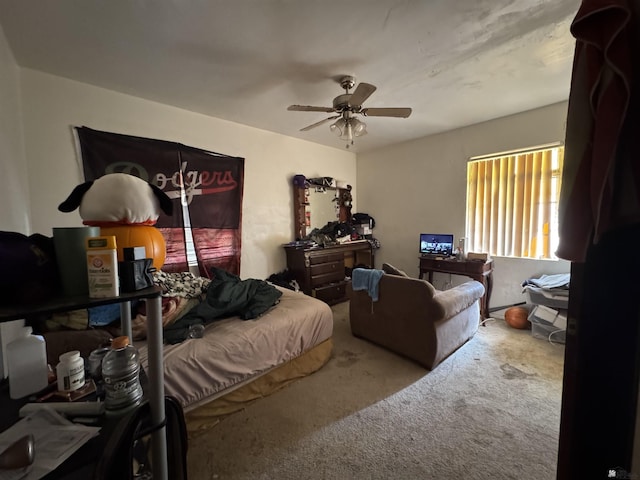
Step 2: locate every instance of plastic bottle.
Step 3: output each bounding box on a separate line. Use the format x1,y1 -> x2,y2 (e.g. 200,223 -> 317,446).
56,350 -> 86,392
86,235 -> 119,298
101,336 -> 143,414
7,326 -> 48,399
458,237 -> 466,260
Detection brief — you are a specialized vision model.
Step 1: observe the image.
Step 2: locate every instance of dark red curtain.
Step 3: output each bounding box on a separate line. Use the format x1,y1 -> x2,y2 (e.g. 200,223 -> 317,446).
75,126 -> 244,276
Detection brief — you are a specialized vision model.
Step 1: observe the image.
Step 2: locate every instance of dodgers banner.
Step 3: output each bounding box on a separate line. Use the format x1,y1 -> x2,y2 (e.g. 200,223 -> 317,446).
75,126 -> 244,275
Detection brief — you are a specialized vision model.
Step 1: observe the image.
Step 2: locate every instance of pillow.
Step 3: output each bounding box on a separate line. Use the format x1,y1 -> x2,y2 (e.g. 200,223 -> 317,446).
382,263 -> 409,277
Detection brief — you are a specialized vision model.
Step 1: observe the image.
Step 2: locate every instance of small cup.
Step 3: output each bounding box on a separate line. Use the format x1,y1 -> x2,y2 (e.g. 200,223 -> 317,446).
88,347 -> 110,380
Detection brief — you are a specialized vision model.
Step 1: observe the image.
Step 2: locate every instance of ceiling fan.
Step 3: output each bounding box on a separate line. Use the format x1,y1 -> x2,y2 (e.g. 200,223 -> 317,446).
287,76 -> 412,148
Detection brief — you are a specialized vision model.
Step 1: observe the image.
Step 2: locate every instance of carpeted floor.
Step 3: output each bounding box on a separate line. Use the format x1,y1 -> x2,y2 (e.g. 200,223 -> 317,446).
187,301 -> 565,480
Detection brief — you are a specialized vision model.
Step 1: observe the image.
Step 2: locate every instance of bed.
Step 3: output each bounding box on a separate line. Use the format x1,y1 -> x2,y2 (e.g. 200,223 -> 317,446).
136,286 -> 334,435
38,271 -> 334,436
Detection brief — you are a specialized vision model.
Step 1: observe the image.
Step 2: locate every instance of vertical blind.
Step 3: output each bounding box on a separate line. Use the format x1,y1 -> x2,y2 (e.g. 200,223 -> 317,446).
466,146 -> 564,259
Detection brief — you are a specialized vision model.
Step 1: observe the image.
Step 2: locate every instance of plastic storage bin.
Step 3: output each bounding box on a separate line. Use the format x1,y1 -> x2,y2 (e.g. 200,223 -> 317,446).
528,305 -> 566,344
531,321 -> 566,343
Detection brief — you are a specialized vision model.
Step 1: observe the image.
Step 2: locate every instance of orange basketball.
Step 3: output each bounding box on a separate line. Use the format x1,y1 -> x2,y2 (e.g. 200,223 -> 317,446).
505,306 -> 531,329
100,225 -> 166,270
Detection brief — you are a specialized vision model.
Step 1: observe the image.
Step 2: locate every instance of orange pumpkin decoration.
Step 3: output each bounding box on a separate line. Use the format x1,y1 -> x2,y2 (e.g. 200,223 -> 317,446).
100,225 -> 166,270
504,306 -> 531,329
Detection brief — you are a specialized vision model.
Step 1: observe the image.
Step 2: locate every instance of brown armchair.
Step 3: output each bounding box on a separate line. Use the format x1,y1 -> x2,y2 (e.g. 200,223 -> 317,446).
349,264 -> 485,370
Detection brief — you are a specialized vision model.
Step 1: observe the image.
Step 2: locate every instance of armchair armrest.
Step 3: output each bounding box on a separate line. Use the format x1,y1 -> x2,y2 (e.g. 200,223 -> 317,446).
432,281 -> 485,319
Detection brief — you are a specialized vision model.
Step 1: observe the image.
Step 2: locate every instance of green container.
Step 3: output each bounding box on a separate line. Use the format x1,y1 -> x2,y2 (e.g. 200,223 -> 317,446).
52,226 -> 100,296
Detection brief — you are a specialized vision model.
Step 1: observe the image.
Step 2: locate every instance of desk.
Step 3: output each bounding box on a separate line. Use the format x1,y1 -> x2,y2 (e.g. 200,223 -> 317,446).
418,257 -> 494,319
0,287 -> 167,480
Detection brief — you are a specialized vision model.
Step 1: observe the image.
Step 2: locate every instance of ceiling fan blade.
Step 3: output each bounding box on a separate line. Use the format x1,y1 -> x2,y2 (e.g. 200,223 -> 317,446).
288,105 -> 335,113
361,107 -> 412,118
300,115 -> 340,132
349,83 -> 377,106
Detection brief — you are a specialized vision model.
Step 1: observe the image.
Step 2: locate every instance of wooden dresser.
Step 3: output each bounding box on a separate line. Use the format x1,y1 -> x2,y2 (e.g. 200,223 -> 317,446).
284,241 -> 374,304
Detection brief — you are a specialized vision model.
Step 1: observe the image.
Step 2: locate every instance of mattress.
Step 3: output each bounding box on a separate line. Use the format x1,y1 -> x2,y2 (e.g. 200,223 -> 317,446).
185,337 -> 333,436
137,287 -> 333,411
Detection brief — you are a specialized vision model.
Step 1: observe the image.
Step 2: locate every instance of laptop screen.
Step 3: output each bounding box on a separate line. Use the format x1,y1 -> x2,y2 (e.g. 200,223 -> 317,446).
419,233 -> 454,256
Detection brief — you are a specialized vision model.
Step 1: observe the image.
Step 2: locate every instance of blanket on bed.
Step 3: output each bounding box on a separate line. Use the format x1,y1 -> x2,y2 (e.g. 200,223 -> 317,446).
522,273 -> 570,290
164,267 -> 283,344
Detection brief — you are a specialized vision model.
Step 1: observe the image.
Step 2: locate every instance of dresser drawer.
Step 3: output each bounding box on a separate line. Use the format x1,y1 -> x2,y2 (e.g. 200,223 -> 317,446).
312,282 -> 347,303
308,252 -> 344,265
310,269 -> 345,287
310,261 -> 343,276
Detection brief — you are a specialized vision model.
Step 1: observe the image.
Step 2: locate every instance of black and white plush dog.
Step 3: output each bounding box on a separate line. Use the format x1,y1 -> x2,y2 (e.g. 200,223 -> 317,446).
58,173 -> 173,226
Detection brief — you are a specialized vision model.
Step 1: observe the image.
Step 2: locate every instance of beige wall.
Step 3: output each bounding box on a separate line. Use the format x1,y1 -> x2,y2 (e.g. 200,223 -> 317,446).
3,53 -> 571,306
357,102 -> 571,308
0,24 -> 29,234
16,69 -> 356,280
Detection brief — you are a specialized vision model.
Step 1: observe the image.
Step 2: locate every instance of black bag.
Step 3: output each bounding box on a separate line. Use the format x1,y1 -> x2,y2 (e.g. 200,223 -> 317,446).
94,396 -> 188,479
119,258 -> 155,292
0,231 -> 60,304
352,213 -> 375,229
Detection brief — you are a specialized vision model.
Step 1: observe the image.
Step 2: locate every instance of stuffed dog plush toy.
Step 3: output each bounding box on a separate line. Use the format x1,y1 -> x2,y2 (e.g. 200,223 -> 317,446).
58,173 -> 173,225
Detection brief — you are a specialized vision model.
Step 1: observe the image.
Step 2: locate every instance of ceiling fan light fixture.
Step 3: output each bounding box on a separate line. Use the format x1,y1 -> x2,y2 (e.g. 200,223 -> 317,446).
329,118 -> 347,137
330,117 -> 367,141
290,77 -> 410,148
341,122 -> 354,142
351,118 -> 367,137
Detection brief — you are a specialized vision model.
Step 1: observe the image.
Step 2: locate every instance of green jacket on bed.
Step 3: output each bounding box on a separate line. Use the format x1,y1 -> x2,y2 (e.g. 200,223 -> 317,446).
163,267 -> 282,344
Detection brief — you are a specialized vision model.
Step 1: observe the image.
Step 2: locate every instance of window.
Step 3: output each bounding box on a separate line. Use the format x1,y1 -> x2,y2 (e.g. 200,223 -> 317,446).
466,144 -> 564,260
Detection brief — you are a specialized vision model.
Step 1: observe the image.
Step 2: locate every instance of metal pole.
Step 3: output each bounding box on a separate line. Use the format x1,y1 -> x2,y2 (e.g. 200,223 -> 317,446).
119,301 -> 132,341
145,294 -> 167,480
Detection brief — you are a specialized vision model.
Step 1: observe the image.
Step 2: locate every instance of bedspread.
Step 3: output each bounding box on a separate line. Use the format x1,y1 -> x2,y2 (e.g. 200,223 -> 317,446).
137,287 -> 333,411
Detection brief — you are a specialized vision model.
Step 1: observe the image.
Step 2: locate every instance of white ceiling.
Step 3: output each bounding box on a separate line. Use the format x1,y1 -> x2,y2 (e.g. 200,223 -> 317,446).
0,0 -> 579,153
